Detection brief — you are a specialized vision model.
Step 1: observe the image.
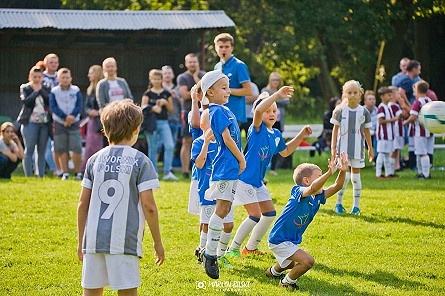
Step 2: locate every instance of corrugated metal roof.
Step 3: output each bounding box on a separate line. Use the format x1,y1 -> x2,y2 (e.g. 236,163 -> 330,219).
0,9 -> 235,30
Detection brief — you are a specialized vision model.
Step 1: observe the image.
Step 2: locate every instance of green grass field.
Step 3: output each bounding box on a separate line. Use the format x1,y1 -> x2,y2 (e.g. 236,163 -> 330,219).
1,151 -> 445,295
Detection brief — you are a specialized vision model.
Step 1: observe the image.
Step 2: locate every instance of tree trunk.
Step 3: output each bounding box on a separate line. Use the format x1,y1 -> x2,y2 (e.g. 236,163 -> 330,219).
316,52 -> 340,103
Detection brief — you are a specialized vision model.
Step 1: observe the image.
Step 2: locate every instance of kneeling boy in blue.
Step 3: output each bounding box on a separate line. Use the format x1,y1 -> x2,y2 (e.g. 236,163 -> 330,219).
200,70 -> 245,279
192,109 -> 234,269
267,152 -> 348,290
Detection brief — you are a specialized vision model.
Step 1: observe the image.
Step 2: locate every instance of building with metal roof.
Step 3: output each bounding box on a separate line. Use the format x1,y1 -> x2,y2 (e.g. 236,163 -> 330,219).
0,9 -> 235,119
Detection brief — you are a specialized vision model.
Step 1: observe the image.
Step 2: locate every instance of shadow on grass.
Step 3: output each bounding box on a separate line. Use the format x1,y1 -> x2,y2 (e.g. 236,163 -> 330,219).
314,263 -> 425,290
319,208 -> 445,230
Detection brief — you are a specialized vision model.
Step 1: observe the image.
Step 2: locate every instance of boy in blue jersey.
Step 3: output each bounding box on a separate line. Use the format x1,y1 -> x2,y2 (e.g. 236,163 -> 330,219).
266,152 -> 348,290
77,99 -> 164,296
192,109 -> 234,269
226,87 -> 312,258
199,70 -> 245,279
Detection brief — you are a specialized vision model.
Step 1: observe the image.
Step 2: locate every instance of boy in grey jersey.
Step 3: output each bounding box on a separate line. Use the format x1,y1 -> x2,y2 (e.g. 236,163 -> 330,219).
77,99 -> 164,295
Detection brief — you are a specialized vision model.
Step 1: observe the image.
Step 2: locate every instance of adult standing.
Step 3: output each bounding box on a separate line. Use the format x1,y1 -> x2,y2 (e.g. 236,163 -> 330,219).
96,57 -> 133,109
81,65 -> 104,172
42,53 -> 61,176
17,66 -> 51,177
391,57 -> 410,86
397,60 -> 421,105
214,33 -> 252,124
261,72 -> 289,175
162,65 -> 182,152
177,53 -> 205,179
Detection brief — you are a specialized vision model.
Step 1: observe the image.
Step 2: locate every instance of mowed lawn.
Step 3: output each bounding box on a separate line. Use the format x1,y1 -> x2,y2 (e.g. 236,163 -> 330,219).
1,150 -> 445,296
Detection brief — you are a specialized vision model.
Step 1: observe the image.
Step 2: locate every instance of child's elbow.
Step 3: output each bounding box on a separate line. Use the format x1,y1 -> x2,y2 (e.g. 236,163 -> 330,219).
143,202 -> 157,214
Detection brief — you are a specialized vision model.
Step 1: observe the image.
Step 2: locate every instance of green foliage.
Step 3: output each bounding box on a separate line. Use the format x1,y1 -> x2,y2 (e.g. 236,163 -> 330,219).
1,151 -> 445,295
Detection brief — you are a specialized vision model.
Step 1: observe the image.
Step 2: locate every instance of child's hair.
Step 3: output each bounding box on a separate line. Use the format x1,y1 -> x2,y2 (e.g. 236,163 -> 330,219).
148,69 -> 162,89
87,65 -> 104,96
364,90 -> 375,99
293,163 -> 321,185
414,81 -> 429,94
44,53 -> 59,64
334,80 -> 364,111
214,33 -> 234,46
100,99 -> 143,144
377,86 -> 392,97
35,61 -> 46,71
57,68 -> 71,76
388,86 -> 398,93
1,122 -> 14,133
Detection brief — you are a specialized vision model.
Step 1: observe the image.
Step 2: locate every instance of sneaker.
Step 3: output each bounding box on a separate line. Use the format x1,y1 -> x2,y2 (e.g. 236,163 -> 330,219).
278,279 -> 299,290
350,207 -> 361,215
375,175 -> 387,179
61,173 -> 70,180
224,249 -> 240,258
241,246 -> 265,256
416,173 -> 425,179
183,172 -> 190,179
217,256 -> 233,269
335,204 -> 345,214
201,251 -> 219,279
56,170 -> 64,178
162,172 -> 179,181
195,246 -> 203,263
388,174 -> 399,179
266,266 -> 284,279
74,173 -> 83,180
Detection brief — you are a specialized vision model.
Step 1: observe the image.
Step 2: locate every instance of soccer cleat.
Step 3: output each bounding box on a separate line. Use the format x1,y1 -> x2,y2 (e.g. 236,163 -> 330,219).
162,172 -> 179,181
335,204 -> 345,214
195,246 -> 203,263
265,267 -> 284,279
74,173 -> 83,180
61,173 -> 70,180
241,246 -> 265,256
224,249 -> 240,258
217,256 -> 233,269
201,251 -> 219,279
416,173 -> 425,179
350,207 -> 361,215
278,279 -> 299,290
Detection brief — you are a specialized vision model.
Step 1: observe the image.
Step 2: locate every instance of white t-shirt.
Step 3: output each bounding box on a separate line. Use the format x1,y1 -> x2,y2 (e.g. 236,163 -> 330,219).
108,80 -> 125,102
81,145 -> 160,257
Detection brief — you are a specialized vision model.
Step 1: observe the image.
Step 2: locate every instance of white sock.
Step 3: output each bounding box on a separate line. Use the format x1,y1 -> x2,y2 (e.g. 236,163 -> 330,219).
388,157 -> 396,175
383,153 -> 391,177
206,214 -> 223,256
421,155 -> 430,177
337,172 -> 350,205
376,153 -> 384,177
228,216 -> 259,251
282,273 -> 297,284
217,231 -> 232,257
270,266 -> 283,276
246,212 -> 276,251
416,155 -> 422,174
351,173 -> 362,208
200,231 -> 207,248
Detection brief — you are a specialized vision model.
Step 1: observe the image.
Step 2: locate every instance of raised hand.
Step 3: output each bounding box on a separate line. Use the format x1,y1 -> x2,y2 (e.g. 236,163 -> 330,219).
337,152 -> 349,171
277,86 -> 294,99
300,125 -> 312,138
328,154 -> 339,174
190,84 -> 202,102
204,129 -> 214,144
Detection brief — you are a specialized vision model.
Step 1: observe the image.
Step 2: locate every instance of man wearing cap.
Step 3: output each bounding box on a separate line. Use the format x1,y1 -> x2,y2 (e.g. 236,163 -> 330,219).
214,33 -> 252,124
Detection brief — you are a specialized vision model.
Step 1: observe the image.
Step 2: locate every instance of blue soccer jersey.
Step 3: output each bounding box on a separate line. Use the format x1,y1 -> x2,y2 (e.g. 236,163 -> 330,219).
215,55 -> 251,123
191,136 -> 218,206
209,104 -> 241,181
188,110 -> 203,181
268,185 -> 326,245
239,123 -> 286,188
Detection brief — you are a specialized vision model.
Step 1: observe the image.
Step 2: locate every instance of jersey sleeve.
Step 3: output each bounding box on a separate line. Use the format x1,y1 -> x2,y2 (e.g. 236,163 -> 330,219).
275,130 -> 287,154
410,100 -> 421,116
290,185 -> 304,203
392,105 -> 402,117
190,139 -> 203,163
81,155 -> 96,189
212,108 -> 232,135
377,105 -> 386,119
237,62 -> 251,84
137,156 -> 160,193
330,108 -> 341,126
363,108 -> 373,128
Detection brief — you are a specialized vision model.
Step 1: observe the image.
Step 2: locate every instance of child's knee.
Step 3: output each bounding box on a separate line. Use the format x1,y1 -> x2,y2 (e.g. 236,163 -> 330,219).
223,222 -> 234,232
300,255 -> 315,269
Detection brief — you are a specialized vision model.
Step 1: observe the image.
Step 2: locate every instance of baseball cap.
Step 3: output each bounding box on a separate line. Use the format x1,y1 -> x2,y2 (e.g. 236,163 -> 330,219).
200,70 -> 228,104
